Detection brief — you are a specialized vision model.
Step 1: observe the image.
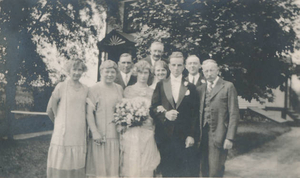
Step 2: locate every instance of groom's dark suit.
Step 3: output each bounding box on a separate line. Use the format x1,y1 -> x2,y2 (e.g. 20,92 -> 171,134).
150,77 -> 199,177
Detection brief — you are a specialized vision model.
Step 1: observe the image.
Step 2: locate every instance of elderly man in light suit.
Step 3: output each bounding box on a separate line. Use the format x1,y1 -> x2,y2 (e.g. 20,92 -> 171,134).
197,59 -> 239,177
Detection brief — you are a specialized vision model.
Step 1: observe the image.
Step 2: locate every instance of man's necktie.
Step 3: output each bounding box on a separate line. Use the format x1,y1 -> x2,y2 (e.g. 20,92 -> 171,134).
192,76 -> 195,85
125,74 -> 129,86
207,81 -> 214,93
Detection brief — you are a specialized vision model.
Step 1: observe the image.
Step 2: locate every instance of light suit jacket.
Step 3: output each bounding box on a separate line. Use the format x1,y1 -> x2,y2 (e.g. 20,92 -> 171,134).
197,78 -> 239,148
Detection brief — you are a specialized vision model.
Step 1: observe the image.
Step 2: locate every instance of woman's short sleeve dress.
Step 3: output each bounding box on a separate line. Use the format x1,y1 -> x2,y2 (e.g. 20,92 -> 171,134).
47,80 -> 88,178
85,82 -> 123,177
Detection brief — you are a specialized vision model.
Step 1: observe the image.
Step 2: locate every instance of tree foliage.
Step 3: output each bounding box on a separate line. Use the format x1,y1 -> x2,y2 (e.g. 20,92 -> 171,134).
129,0 -> 300,101
30,0 -> 106,83
0,0 -> 106,138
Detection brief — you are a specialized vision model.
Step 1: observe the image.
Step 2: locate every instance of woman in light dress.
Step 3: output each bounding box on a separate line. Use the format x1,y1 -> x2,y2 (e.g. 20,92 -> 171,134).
149,60 -> 169,90
46,59 -> 88,178
121,60 -> 161,177
85,60 -> 123,177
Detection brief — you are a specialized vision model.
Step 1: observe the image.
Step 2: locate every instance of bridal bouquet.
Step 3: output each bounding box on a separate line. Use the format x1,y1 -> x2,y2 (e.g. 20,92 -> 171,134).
113,97 -> 150,132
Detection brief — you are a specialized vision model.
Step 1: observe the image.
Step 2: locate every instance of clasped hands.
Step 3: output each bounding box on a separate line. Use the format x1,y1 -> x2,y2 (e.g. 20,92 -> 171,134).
93,132 -> 106,145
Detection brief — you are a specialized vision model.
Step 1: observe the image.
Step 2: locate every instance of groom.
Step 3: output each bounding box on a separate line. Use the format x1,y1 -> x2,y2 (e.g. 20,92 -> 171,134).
150,52 -> 199,177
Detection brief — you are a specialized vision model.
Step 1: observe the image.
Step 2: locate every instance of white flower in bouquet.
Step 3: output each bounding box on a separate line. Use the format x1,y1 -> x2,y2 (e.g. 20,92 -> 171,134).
126,117 -> 132,125
113,97 -> 150,133
127,113 -> 133,120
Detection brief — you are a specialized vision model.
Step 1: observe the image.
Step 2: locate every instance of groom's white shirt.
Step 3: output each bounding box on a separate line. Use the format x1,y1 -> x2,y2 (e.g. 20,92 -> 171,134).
170,74 -> 182,103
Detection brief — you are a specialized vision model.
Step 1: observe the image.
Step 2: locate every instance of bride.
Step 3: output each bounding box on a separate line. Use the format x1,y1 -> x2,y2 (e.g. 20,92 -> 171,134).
120,60 -> 161,177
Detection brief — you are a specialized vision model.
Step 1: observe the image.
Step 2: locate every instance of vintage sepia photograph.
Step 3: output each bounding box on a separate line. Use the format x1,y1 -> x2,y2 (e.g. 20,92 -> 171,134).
1,0 -> 300,177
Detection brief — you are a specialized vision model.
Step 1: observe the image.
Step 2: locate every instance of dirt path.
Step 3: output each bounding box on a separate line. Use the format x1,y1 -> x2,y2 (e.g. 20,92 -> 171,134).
225,127 -> 300,178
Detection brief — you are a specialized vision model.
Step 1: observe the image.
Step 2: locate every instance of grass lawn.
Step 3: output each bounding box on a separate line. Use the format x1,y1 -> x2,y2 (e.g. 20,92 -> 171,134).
0,135 -> 50,178
0,120 -> 291,178
228,120 -> 291,159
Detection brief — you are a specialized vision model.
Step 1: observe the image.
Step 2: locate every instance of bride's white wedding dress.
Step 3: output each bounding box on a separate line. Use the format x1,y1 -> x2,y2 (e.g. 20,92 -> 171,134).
121,84 -> 161,177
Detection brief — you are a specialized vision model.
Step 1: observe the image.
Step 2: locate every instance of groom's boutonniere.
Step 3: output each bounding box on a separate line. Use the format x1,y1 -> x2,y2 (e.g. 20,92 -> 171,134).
183,81 -> 189,87
185,90 -> 190,96
201,79 -> 206,83
157,105 -> 167,113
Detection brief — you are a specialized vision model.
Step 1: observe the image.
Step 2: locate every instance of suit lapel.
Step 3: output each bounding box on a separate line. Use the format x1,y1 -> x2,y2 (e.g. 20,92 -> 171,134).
115,72 -> 124,88
128,75 -> 136,86
185,76 -> 189,83
163,78 -> 175,109
176,81 -> 187,109
210,78 -> 225,100
118,72 -> 126,88
200,84 -> 207,127
196,74 -> 206,86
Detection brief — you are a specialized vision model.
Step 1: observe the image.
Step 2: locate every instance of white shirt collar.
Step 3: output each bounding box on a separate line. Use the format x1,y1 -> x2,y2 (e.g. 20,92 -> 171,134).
120,71 -> 131,81
188,73 -> 200,84
208,76 -> 219,88
151,56 -> 160,66
171,74 -> 182,83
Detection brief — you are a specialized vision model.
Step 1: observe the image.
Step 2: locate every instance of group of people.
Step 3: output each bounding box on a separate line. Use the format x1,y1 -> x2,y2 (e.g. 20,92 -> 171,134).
46,41 -> 240,178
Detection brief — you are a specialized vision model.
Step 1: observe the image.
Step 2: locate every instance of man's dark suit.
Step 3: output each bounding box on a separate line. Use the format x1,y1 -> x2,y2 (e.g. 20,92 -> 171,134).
184,72 -> 206,176
150,77 -> 199,177
114,72 -> 137,89
185,72 -> 206,88
141,56 -> 168,85
197,78 -> 239,177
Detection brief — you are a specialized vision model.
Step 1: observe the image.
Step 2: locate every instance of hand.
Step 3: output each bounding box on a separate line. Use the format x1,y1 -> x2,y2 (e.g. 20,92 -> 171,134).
165,110 -> 179,121
223,139 -> 233,149
100,135 -> 106,144
185,136 -> 195,148
92,131 -> 102,145
116,125 -> 125,133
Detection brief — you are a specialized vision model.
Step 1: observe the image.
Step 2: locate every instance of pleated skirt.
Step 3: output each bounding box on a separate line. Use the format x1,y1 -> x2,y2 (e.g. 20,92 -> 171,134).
47,144 -> 86,178
85,138 -> 119,177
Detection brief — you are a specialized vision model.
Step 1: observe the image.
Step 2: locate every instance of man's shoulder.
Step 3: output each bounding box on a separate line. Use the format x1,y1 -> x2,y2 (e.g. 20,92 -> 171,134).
141,56 -> 151,63
220,78 -> 234,87
156,78 -> 170,87
115,71 -> 122,78
161,57 -> 169,64
130,74 -> 137,79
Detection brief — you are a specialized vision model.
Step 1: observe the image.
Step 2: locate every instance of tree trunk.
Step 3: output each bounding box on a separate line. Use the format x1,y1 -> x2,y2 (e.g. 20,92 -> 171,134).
5,35 -> 21,140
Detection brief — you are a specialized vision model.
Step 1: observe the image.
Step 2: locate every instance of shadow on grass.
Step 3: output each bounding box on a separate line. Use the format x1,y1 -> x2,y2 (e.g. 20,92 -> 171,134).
228,120 -> 291,160
0,120 -> 291,178
0,135 -> 51,178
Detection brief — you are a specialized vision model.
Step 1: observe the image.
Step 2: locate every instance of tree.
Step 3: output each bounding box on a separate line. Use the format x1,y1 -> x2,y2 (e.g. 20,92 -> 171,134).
0,0 -> 107,139
0,0 -> 49,139
129,0 -> 300,101
30,0 -> 106,84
